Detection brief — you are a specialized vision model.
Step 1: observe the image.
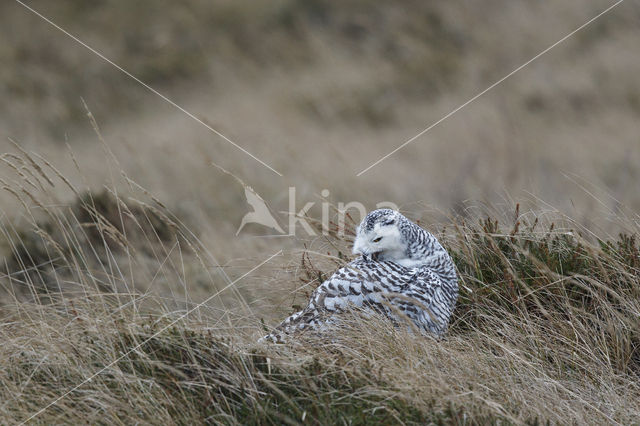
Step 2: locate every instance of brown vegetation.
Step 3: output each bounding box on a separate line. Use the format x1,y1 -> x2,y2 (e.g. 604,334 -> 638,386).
0,152 -> 638,423
2,1 -> 640,423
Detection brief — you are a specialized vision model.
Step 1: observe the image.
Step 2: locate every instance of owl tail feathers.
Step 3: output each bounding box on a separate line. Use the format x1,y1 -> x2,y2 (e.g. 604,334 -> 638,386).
258,331 -> 287,344
258,322 -> 308,344
258,310 -> 323,344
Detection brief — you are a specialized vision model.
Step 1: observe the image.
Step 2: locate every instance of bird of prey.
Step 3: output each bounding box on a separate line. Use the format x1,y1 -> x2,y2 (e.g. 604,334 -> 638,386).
262,209 -> 458,342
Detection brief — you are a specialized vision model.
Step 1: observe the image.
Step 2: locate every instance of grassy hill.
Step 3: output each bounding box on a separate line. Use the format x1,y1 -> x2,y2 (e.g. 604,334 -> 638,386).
1,1 -> 640,423
0,165 -> 638,423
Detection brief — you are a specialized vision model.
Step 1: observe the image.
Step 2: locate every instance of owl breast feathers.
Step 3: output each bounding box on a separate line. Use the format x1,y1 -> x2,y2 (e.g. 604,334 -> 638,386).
262,209 -> 458,343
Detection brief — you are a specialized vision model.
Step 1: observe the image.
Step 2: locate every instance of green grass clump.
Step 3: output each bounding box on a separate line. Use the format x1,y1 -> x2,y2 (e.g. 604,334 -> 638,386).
445,209 -> 640,377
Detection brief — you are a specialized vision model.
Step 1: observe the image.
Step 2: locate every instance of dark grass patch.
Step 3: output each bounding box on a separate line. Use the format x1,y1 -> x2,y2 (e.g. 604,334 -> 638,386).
445,208 -> 640,376
1,190 -> 179,300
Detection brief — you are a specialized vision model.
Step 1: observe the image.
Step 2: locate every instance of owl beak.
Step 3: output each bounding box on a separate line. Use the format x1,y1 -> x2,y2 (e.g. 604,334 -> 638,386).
353,239 -> 382,260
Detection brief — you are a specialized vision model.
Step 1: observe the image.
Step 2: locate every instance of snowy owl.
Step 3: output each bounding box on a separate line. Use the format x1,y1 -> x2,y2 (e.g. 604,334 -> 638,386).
262,209 -> 458,342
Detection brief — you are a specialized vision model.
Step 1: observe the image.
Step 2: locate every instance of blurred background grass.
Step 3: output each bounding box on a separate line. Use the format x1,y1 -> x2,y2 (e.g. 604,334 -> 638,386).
2,0 -> 640,235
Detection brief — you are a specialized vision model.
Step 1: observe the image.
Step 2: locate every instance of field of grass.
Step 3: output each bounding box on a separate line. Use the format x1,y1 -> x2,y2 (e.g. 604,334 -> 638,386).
0,152 -> 639,423
2,0 -> 640,424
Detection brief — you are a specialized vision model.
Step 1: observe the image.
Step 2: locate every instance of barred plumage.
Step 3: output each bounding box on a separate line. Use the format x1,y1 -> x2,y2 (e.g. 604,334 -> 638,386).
262,209 -> 458,342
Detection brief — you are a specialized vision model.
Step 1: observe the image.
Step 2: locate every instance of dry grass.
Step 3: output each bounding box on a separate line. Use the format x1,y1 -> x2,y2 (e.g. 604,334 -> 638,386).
2,1 -> 640,424
0,151 -> 639,424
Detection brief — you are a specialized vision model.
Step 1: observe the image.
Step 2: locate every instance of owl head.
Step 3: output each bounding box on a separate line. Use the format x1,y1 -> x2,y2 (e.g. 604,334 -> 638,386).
352,209 -> 407,261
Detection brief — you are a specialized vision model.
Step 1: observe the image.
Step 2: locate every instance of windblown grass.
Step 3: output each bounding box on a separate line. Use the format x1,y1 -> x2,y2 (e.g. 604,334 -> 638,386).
3,1 -> 640,423
0,148 -> 638,424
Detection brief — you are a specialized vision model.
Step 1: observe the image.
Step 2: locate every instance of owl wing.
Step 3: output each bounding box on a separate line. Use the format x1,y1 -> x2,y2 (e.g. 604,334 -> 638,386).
262,258 -> 447,342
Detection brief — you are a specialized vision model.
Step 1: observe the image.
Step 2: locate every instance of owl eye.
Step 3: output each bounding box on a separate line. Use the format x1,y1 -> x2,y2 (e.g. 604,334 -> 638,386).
373,237 -> 383,243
